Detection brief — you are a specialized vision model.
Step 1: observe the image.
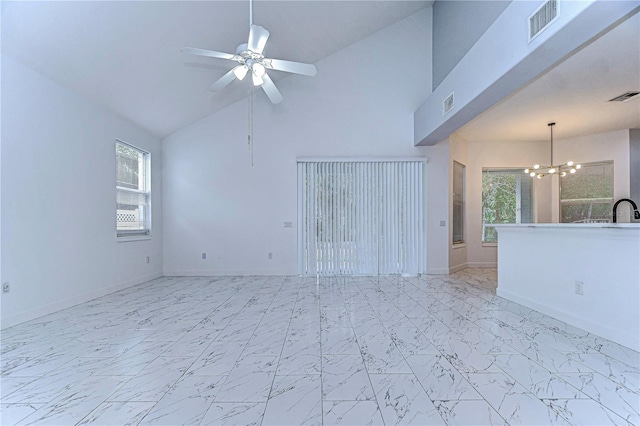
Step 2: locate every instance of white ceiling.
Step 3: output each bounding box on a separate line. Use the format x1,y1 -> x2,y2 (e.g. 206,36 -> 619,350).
1,0 -> 431,138
3,2 -> 638,143
456,12 -> 640,143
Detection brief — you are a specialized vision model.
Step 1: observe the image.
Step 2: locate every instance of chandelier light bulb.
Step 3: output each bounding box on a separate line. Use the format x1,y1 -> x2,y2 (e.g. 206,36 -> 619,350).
527,123 -> 581,180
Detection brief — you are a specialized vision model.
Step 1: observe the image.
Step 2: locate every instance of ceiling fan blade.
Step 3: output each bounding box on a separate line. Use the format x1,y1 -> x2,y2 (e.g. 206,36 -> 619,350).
209,69 -> 237,92
247,25 -> 270,54
182,47 -> 236,61
265,58 -> 317,77
261,73 -> 283,104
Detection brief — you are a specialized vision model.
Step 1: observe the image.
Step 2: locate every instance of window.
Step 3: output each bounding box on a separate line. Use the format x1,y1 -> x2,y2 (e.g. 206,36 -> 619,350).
116,141 -> 150,237
560,161 -> 613,223
482,169 -> 533,243
298,160 -> 426,275
452,161 -> 465,244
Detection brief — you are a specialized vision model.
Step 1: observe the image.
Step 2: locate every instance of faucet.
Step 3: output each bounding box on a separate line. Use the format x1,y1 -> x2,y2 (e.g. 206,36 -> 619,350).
612,198 -> 640,223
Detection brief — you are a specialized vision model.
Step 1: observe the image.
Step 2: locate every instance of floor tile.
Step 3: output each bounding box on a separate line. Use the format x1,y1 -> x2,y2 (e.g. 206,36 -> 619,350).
544,398 -> 632,425
369,373 -> 445,425
322,354 -> 375,401
200,402 -> 266,425
406,354 -> 482,401
138,374 -> 227,425
0,271 -> 636,425
322,400 -> 384,425
77,401 -> 155,425
435,399 -> 506,425
262,375 -> 322,425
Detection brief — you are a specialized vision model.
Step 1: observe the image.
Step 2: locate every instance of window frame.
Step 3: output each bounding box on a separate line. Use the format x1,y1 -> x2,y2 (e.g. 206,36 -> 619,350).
559,160 -> 614,224
452,160 -> 465,246
481,168 -> 534,244
115,140 -> 151,239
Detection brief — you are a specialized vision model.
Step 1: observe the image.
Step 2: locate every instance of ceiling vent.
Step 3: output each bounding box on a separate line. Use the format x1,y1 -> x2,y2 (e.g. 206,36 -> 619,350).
528,0 -> 558,42
443,92 -> 454,116
608,91 -> 640,102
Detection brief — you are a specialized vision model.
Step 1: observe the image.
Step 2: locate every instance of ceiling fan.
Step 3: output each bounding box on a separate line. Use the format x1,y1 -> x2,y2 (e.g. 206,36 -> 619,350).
182,22 -> 317,104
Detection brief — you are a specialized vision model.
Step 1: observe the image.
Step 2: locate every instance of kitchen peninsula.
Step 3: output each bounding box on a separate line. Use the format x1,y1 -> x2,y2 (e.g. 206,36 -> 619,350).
494,223 -> 640,351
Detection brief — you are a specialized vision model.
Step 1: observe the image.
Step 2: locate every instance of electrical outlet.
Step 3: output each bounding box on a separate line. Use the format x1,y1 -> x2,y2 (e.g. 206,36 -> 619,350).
575,281 -> 584,295
2,282 -> 10,293
283,221 -> 293,228
268,252 -> 273,260
146,256 -> 150,264
440,220 -> 446,227
202,253 -> 207,260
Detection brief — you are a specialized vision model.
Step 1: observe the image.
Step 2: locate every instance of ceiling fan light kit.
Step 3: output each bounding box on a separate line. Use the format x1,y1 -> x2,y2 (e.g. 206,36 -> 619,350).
181,23 -> 317,104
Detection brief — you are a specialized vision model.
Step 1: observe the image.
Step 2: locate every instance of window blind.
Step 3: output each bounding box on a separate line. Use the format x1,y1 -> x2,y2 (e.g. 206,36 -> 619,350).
298,160 -> 426,275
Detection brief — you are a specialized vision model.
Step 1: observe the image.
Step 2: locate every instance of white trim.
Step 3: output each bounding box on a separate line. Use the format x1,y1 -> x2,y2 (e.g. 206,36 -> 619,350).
116,235 -> 152,243
449,263 -> 468,274
1,272 -> 162,330
497,288 -> 638,351
163,270 -> 295,277
468,261 -> 497,268
426,268 -> 450,275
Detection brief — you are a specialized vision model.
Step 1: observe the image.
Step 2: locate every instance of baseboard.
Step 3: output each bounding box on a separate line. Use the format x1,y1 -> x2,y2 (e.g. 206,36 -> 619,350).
449,263 -> 468,274
467,262 -> 497,268
1,272 -> 163,330
163,269 -> 294,277
497,288 -> 639,351
426,268 -> 450,275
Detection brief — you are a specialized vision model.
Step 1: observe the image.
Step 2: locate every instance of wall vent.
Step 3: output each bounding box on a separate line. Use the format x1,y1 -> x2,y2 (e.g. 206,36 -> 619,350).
528,0 -> 558,42
608,91 -> 640,102
443,92 -> 454,116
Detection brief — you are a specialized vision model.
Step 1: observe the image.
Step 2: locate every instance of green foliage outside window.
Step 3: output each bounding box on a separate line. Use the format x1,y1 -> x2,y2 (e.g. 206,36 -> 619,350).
482,173 -> 517,242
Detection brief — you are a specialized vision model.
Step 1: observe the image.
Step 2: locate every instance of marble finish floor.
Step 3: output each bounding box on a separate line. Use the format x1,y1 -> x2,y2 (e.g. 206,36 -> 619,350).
1,270 -> 639,425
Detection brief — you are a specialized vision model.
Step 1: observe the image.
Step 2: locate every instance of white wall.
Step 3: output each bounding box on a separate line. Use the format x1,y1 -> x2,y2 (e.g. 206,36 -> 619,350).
1,55 -> 163,328
496,224 -> 640,351
465,129 -> 631,267
431,0 -> 511,90
415,0 -> 639,145
162,9 -> 449,276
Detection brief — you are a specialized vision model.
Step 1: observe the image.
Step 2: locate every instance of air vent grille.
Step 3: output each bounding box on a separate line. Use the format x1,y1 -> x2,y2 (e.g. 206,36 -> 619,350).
529,0 -> 558,42
608,91 -> 640,102
443,92 -> 454,116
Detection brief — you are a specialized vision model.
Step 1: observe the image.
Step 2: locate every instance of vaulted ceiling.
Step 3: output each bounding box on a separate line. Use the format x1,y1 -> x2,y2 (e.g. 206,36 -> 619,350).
2,1 -> 638,143
1,1 -> 431,138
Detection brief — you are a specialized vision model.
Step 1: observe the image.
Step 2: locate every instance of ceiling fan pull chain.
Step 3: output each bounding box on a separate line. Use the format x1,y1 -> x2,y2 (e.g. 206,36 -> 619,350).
248,87 -> 254,166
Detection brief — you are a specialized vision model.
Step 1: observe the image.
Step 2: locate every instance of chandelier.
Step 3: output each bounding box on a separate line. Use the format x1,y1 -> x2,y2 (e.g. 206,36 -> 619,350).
525,122 -> 581,179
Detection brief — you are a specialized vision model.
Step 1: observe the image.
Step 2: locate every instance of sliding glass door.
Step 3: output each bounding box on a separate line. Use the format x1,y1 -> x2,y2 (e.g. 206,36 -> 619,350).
297,159 -> 426,275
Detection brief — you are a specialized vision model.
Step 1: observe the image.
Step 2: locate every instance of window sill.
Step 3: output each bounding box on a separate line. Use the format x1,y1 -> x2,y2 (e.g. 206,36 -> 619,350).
482,242 -> 498,247
451,243 -> 466,249
117,234 -> 152,243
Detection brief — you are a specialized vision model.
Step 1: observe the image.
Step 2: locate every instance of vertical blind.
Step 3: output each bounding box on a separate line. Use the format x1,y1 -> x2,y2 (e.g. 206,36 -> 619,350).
298,160 -> 426,275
